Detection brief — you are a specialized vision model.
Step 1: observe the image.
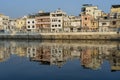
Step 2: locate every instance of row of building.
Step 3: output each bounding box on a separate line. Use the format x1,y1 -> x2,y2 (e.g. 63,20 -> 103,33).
0,4 -> 120,33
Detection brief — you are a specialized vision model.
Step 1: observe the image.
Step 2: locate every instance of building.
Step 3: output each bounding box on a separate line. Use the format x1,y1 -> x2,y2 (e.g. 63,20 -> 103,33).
26,17 -> 36,32
81,14 -> 92,31
63,16 -> 71,32
0,14 -> 9,32
9,19 -> 17,32
50,8 -> 67,32
81,14 -> 99,32
99,18 -> 110,32
70,16 -> 81,32
110,5 -> 120,19
16,17 -> 26,32
81,4 -> 103,19
63,15 -> 81,32
109,5 -> 120,31
109,19 -> 120,31
35,11 -> 51,32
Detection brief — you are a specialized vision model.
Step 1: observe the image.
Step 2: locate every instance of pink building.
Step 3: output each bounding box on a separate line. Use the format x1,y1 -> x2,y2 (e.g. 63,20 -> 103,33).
81,14 -> 94,31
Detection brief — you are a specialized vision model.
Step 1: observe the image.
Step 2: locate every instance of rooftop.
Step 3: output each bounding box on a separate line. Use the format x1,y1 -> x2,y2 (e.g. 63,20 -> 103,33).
111,5 -> 120,8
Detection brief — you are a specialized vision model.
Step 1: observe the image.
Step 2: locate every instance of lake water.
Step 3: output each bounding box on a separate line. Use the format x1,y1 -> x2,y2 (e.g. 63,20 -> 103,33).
0,40 -> 120,80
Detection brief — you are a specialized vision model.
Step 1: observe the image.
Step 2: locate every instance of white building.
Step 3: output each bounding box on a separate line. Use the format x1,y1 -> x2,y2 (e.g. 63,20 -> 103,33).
71,16 -> 81,32
50,9 -> 67,32
63,16 -> 81,32
99,19 -> 110,32
0,14 -> 9,32
26,18 -> 36,32
9,19 -> 17,32
63,16 -> 71,32
81,4 -> 103,19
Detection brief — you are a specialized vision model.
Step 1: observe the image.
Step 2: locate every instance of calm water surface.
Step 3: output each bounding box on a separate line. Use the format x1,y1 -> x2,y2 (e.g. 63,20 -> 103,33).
0,40 -> 120,80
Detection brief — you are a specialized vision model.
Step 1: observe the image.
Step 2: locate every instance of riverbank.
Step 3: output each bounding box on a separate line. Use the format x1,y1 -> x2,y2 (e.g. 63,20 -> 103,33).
0,32 -> 119,40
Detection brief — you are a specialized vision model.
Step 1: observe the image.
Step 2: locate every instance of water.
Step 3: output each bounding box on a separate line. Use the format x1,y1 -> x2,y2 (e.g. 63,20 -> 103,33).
0,40 -> 120,80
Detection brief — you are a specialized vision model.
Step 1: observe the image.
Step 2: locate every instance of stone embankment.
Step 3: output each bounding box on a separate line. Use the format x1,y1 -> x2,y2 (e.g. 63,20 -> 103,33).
0,32 -> 119,40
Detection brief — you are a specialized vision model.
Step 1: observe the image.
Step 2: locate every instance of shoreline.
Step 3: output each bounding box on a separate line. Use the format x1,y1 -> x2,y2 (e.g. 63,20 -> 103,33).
0,32 -> 119,40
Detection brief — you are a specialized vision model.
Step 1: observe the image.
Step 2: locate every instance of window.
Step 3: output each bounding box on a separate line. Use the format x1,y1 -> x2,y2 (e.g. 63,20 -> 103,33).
32,21 -> 34,23
32,26 -> 34,28
28,21 -> 30,24
52,14 -> 55,17
58,24 -> 61,27
57,14 -> 62,16
85,18 -> 87,20
112,21 -> 116,25
28,26 -> 30,28
55,25 -> 57,27
58,20 -> 61,22
102,23 -> 107,26
52,25 -> 54,27
33,48 -> 35,51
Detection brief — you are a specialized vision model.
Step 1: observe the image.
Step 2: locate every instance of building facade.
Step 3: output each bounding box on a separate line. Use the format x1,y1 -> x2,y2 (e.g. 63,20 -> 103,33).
9,19 -> 17,32
81,4 -> 103,19
99,18 -> 110,32
16,18 -> 26,32
63,16 -> 71,32
63,16 -> 81,32
26,18 -> 36,32
35,11 -> 51,32
0,14 -> 9,32
109,5 -> 120,31
50,9 -> 67,32
70,16 -> 81,32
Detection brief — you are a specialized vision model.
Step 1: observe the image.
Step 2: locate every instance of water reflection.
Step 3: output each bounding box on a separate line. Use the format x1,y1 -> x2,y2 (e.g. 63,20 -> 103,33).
0,40 -> 120,71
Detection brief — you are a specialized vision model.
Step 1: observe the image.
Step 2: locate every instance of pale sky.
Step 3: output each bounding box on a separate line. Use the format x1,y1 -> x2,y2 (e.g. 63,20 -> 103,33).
0,0 -> 120,18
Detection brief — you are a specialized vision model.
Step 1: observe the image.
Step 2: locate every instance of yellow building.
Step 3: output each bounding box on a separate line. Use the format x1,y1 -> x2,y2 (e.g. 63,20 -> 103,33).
111,5 -> 120,13
16,18 -> 26,31
91,20 -> 99,31
0,14 -> 9,31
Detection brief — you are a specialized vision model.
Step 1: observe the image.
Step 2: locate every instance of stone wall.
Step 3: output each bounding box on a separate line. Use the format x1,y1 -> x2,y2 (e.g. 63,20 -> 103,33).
0,32 -> 119,40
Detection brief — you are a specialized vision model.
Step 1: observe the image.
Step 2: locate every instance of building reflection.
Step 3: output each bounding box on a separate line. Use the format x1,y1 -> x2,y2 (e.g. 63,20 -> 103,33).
0,40 -> 120,71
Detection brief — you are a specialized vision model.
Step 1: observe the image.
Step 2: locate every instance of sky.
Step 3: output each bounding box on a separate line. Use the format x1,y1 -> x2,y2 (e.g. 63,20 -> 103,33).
0,0 -> 120,18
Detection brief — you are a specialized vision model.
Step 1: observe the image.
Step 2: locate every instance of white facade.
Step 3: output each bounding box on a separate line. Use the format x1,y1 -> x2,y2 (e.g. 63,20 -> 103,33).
9,19 -> 17,32
82,5 -> 103,19
63,16 -> 71,32
50,9 -> 67,32
71,16 -> 81,32
26,18 -> 36,32
0,14 -> 9,32
63,16 -> 81,32
99,19 -> 110,32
